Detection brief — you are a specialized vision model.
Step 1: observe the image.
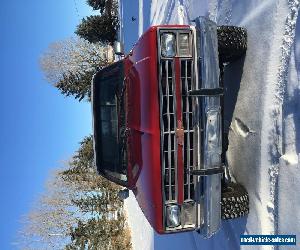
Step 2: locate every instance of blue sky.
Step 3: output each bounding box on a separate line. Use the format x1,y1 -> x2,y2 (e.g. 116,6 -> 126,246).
0,1 -> 96,249
122,0 -> 150,52
0,0 -> 154,249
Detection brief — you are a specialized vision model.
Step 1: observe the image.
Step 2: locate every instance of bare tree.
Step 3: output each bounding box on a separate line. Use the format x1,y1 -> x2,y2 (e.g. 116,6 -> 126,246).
17,136 -> 132,249
40,37 -> 113,101
17,170 -> 78,249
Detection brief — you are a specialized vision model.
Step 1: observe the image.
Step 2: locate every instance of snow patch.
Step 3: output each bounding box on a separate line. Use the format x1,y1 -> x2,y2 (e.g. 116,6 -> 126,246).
124,191 -> 154,250
150,0 -> 176,25
233,117 -> 255,138
124,0 -> 300,249
216,0 -> 232,25
266,0 -> 300,236
177,3 -> 186,25
280,153 -> 299,165
239,1 -> 274,26
275,0 -> 300,103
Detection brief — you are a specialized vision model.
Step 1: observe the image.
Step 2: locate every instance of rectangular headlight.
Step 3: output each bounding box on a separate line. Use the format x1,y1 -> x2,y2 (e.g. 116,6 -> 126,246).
178,33 -> 190,57
166,204 -> 181,227
161,33 -> 176,57
181,202 -> 195,226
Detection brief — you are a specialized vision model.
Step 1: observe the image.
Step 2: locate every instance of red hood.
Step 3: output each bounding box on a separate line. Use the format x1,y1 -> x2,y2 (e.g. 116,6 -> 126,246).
124,26 -> 164,233
125,24 -> 193,234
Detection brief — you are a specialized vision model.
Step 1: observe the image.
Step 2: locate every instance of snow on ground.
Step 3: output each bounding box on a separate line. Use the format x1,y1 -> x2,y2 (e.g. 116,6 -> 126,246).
124,192 -> 154,250
124,0 -> 300,249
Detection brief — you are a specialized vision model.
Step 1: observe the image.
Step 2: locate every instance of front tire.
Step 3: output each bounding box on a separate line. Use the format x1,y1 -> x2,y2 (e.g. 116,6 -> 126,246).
221,182 -> 249,219
217,26 -> 247,63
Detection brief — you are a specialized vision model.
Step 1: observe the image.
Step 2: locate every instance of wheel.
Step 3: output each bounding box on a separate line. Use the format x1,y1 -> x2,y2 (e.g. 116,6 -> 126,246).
221,182 -> 249,219
217,26 -> 247,63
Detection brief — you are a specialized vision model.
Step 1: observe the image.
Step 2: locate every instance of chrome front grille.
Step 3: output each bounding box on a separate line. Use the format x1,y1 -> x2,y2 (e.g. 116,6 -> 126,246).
160,59 -> 195,203
181,60 -> 195,201
161,60 -> 177,202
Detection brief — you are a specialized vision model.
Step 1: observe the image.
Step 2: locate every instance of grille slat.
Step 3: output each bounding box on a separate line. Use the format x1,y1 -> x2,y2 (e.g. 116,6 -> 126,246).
161,60 -> 177,202
166,61 -> 172,200
160,59 -> 194,204
181,60 -> 194,201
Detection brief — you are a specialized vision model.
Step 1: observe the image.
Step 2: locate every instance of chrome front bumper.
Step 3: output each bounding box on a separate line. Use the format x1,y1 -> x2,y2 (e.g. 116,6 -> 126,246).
193,17 -> 222,238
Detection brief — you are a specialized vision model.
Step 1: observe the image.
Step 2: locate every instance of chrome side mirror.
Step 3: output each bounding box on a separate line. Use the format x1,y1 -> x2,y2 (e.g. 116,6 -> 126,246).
114,41 -> 124,56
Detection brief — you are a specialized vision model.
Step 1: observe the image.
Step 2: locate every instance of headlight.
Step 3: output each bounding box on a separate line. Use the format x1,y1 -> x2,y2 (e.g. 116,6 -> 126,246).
178,33 -> 190,56
166,204 -> 180,227
161,33 -> 176,57
181,202 -> 195,226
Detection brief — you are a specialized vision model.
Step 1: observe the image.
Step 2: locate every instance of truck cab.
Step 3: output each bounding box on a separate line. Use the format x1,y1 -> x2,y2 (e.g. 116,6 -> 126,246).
92,17 -> 249,238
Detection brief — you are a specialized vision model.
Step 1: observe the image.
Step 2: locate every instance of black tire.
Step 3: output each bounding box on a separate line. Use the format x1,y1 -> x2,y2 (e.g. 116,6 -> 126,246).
217,26 -> 247,63
221,182 -> 249,219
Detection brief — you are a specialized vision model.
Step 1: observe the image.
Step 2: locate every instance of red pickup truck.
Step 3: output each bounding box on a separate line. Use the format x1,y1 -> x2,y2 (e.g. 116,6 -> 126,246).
92,16 -> 249,238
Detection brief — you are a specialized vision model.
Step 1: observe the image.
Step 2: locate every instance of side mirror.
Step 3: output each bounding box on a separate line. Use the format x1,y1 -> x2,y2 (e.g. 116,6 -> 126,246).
114,41 -> 124,56
118,188 -> 129,200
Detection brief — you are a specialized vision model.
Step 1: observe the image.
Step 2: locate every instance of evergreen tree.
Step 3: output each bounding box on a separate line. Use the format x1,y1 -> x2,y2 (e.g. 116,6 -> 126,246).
66,214 -> 130,249
86,0 -> 117,16
61,136 -> 131,249
40,37 -> 111,102
75,14 -> 119,45
55,70 -> 94,101
87,0 -> 106,13
18,135 -> 132,249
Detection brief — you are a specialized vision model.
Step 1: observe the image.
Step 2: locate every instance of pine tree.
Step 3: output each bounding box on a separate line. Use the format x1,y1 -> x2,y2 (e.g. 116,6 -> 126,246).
75,14 -> 119,45
87,0 -> 106,13
40,37 -> 111,102
61,136 -> 131,249
66,214 -> 130,249
55,70 -> 94,101
18,135 -> 132,249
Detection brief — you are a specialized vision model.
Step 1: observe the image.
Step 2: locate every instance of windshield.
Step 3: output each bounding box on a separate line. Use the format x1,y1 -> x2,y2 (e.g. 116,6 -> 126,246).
92,60 -> 128,186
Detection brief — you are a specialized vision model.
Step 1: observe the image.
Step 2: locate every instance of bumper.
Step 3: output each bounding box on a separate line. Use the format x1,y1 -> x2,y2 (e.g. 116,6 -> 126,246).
193,16 -> 222,238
